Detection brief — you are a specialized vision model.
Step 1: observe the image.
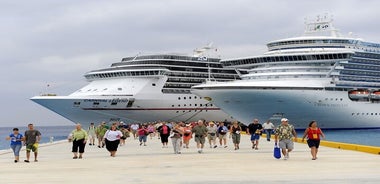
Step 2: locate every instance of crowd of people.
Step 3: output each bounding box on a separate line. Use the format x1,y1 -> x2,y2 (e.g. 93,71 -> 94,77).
4,118 -> 326,162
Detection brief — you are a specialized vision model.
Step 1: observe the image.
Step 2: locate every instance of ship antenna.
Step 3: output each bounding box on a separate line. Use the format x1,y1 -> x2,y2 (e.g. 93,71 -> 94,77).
132,52 -> 141,60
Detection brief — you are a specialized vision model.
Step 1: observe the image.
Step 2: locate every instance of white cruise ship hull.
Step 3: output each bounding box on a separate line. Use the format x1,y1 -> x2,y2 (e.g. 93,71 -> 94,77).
31,94 -> 233,126
192,87 -> 380,129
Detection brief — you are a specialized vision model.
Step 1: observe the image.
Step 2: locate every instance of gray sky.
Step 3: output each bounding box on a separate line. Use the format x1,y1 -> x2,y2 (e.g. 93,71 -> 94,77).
1,0 -> 379,127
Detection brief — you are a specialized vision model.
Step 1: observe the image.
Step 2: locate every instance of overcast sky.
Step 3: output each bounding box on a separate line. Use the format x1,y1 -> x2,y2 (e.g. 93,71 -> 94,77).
1,0 -> 379,127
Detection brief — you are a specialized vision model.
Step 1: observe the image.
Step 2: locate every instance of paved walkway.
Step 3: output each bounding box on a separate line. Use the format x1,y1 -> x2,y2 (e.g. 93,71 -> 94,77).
1,134 -> 379,184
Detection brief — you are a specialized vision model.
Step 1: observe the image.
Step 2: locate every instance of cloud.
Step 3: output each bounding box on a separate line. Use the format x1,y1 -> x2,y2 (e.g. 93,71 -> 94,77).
1,0 -> 380,126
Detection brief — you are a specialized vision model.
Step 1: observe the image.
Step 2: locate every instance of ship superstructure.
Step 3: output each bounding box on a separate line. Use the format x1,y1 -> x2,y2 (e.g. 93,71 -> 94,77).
192,15 -> 380,129
31,45 -> 240,126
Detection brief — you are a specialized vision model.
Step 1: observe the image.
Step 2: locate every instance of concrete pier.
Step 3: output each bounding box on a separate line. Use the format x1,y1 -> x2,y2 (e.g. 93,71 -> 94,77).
1,134 -> 379,183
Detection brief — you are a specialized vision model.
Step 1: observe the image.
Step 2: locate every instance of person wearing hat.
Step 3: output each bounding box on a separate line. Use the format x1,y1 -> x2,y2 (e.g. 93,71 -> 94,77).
206,121 -> 218,148
274,118 -> 297,160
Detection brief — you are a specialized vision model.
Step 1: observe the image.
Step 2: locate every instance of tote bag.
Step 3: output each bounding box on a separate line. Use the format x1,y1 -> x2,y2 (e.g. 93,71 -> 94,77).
274,143 -> 281,159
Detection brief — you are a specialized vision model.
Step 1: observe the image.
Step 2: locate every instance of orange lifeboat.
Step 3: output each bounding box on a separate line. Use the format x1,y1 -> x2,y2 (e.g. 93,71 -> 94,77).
348,90 -> 369,101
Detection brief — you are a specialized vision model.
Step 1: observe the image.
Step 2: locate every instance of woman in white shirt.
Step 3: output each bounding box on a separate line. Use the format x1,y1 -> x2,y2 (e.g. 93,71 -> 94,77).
104,124 -> 123,157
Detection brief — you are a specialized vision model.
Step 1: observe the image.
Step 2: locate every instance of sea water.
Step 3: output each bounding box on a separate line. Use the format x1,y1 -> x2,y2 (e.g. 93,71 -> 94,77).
0,125 -> 73,151
1,126 -> 379,150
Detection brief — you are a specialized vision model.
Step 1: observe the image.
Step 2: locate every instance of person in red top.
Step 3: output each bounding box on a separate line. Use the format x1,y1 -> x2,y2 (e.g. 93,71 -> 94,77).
302,120 -> 326,160
157,122 -> 171,148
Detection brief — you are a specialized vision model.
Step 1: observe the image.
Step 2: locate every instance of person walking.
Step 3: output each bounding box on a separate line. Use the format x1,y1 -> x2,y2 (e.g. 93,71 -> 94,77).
274,118 -> 297,160
95,122 -> 108,148
182,123 -> 192,149
24,123 -> 41,162
5,128 -> 24,163
157,122 -> 171,148
192,119 -> 208,153
262,120 -> 275,141
69,123 -> 88,159
206,121 -> 218,148
217,122 -> 228,148
230,121 -> 242,150
104,124 -> 123,157
87,122 -> 96,146
171,123 -> 184,154
247,119 -> 263,150
137,124 -> 149,146
302,120 -> 326,160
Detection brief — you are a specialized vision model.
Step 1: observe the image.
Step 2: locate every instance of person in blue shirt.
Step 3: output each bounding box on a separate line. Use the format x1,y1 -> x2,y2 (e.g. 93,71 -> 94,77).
5,128 -> 24,163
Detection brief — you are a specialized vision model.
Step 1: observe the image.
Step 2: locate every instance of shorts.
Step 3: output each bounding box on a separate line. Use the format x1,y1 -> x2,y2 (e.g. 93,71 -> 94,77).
26,143 -> 39,152
250,134 -> 260,141
218,133 -> 227,139
207,134 -> 216,141
278,139 -> 294,150
232,133 -> 241,144
194,135 -> 205,144
307,139 -> 320,148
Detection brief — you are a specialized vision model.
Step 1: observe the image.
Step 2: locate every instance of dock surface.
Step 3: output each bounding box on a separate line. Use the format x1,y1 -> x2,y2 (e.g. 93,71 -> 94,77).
1,134 -> 379,183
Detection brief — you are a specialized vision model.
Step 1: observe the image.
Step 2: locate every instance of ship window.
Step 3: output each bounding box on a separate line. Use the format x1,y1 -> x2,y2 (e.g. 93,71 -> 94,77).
178,104 -> 181,107
176,111 -> 179,113
194,96 -> 197,99
195,104 -> 197,106
93,102 -> 99,106
111,102 -> 117,105
184,104 -> 186,107
152,83 -> 156,86
172,105 -> 174,107
189,97 -> 191,99
178,97 -> 181,100
103,88 -> 108,91
184,97 -> 186,100
118,88 -> 122,91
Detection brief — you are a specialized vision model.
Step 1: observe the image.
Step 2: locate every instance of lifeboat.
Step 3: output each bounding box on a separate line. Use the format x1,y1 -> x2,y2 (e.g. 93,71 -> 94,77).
348,90 -> 369,101
369,91 -> 380,100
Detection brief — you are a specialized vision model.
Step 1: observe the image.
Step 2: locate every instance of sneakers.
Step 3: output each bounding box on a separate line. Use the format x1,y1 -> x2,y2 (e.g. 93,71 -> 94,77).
213,145 -> 217,148
284,152 -> 289,160
24,160 -> 30,163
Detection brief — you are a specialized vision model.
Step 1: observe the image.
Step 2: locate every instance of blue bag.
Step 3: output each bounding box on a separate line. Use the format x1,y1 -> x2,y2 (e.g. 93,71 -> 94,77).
274,142 -> 281,159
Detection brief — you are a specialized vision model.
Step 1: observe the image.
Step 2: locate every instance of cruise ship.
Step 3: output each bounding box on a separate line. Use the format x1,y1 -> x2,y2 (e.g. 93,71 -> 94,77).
30,45 -> 241,126
192,15 -> 380,129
